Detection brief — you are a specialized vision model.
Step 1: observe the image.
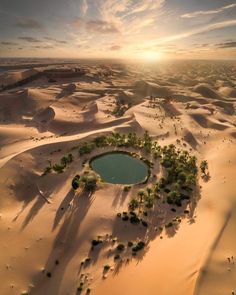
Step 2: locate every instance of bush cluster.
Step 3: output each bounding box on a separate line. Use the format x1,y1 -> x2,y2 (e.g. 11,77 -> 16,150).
72,173 -> 97,192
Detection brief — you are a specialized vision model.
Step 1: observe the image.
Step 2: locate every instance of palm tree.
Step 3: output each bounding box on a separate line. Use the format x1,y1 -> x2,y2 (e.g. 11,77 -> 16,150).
200,160 -> 208,175
146,187 -> 153,197
72,175 -> 80,190
137,189 -> 146,211
127,132 -> 137,147
138,189 -> 146,204
129,198 -> 139,211
83,175 -> 97,192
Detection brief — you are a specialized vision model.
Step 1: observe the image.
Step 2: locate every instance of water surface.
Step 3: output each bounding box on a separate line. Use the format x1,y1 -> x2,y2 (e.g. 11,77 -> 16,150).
91,152 -> 148,184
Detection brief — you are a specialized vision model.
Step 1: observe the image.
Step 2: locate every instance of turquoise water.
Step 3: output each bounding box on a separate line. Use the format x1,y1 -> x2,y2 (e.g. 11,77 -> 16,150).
90,152 -> 148,184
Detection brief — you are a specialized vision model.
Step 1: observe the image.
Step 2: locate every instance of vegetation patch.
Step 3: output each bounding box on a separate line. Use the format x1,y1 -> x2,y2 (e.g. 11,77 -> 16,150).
41,131 -> 203,285
132,241 -> 145,253
72,173 -> 97,192
112,99 -> 132,117
42,153 -> 73,175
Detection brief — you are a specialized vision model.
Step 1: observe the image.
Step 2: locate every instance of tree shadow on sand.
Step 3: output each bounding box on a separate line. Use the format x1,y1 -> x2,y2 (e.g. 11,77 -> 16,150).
11,169 -> 48,225
12,167 -> 65,228
52,189 -> 75,230
20,196 -> 46,229
85,185 -> 201,277
31,189 -> 94,294
27,182 -> 201,293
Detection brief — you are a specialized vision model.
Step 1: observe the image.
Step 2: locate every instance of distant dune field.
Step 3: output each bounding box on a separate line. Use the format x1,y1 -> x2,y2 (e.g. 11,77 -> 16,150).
0,60 -> 235,295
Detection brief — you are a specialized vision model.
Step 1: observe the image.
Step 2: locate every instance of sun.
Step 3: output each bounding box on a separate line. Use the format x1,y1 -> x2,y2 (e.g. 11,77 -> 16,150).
139,50 -> 163,62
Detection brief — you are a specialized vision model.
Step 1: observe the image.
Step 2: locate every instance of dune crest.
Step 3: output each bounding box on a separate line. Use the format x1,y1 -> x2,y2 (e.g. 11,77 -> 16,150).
0,61 -> 235,295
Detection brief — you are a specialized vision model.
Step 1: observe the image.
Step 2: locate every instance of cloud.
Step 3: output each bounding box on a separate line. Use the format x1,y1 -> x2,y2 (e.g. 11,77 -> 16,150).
44,37 -> 67,44
15,18 -> 44,29
99,0 -> 165,34
216,41 -> 236,48
81,0 -> 88,17
1,41 -> 18,46
18,37 -> 41,43
74,18 -> 119,34
86,20 -> 119,33
34,45 -> 54,49
131,0 -> 165,14
100,0 -> 165,18
109,45 -> 122,50
181,3 -> 236,18
159,19 -> 236,43
193,43 -> 210,48
73,18 -> 83,28
71,0 -> 165,47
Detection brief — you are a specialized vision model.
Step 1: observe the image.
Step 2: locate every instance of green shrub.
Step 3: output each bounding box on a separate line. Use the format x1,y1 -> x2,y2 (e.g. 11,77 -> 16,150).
200,160 -> 208,175
132,241 -> 145,252
128,198 -> 139,211
60,153 -> 73,166
104,265 -> 110,272
72,175 -> 80,190
130,215 -> 140,224
79,142 -> 95,155
161,158 -> 172,168
122,215 -> 129,221
114,254 -> 120,260
42,166 -> 52,176
84,175 -> 97,191
142,220 -> 148,227
80,174 -> 97,191
52,163 -> 65,173
94,136 -> 107,147
127,241 -> 133,247
145,196 -> 154,208
116,243 -> 125,252
158,177 -> 167,189
91,239 -> 102,246
124,185 -> 131,192
165,222 -> 173,228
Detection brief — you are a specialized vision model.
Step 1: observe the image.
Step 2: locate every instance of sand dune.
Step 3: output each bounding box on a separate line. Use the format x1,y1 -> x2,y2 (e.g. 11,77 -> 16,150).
193,84 -> 222,100
212,100 -> 235,115
190,113 -> 229,130
0,89 -> 34,122
0,68 -> 40,89
219,86 -> 236,98
134,80 -> 173,98
183,129 -> 199,149
0,61 -> 235,295
33,107 -> 56,125
57,83 -> 77,99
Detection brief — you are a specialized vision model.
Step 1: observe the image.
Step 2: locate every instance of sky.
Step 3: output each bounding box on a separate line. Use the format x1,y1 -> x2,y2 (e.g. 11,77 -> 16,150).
0,0 -> 236,60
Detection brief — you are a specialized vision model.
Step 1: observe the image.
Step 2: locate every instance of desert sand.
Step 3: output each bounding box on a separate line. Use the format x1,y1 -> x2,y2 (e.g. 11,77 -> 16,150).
0,60 -> 235,295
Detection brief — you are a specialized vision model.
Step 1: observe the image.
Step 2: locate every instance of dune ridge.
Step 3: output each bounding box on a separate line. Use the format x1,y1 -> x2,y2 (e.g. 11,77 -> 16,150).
0,61 -> 235,295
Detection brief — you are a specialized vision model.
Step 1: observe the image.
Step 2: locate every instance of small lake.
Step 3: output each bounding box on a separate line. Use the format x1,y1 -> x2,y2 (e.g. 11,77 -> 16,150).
90,152 -> 149,184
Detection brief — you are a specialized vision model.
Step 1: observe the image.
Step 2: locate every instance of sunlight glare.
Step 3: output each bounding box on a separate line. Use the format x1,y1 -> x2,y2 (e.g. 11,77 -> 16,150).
139,50 -> 163,62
